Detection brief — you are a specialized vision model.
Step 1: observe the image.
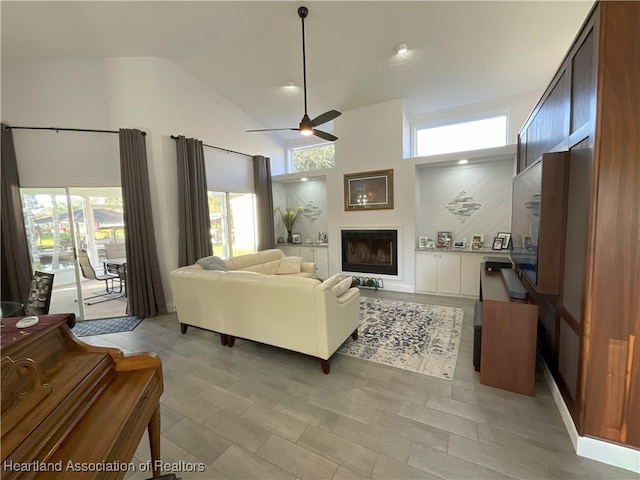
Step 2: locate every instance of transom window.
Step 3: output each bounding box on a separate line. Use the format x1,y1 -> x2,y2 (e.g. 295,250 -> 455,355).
415,114 -> 507,157
288,143 -> 335,173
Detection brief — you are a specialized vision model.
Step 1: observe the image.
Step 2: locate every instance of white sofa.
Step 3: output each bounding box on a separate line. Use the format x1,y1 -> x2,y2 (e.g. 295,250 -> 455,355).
170,253 -> 360,373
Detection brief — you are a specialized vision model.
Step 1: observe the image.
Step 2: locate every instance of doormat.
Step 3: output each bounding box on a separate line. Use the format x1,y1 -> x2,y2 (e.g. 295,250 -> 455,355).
72,316 -> 143,337
338,297 -> 464,379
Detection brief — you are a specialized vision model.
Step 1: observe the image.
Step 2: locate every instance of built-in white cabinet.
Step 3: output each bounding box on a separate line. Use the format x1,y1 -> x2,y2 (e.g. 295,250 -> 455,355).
416,251 -> 461,295
417,250 -> 511,297
460,252 -> 511,296
276,245 -> 329,280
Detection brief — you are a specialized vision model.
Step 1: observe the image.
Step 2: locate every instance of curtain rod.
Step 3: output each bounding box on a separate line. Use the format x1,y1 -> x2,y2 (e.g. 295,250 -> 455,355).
170,135 -> 253,158
3,125 -> 146,135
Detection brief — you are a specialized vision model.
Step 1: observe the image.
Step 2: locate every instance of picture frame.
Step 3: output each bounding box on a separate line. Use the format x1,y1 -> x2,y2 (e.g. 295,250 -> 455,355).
344,169 -> 394,211
492,237 -> 504,250
453,240 -> 466,248
437,231 -> 452,248
291,233 -> 302,244
471,234 -> 483,251
497,232 -> 511,250
426,240 -> 436,248
418,236 -> 428,248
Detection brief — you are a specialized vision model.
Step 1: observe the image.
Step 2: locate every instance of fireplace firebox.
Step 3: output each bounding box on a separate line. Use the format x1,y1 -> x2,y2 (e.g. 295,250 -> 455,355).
341,229 -> 398,276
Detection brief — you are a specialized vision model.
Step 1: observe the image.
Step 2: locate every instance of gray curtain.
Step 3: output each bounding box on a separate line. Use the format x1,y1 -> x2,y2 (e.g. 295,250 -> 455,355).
253,155 -> 275,251
1,124 -> 33,304
174,136 -> 212,266
119,129 -> 167,318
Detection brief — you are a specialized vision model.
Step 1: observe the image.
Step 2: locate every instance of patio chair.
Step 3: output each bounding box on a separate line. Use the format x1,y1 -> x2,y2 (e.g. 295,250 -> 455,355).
24,271 -> 55,316
77,249 -> 124,304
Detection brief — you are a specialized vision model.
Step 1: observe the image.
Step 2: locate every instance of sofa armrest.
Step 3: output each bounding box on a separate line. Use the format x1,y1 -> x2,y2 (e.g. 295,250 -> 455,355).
301,261 -> 317,277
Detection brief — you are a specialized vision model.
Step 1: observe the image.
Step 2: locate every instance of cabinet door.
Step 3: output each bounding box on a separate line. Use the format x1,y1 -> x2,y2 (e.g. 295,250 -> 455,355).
460,254 -> 483,297
415,252 -> 438,293
300,248 -> 314,263
437,253 -> 461,294
312,248 -> 329,280
278,246 -> 300,257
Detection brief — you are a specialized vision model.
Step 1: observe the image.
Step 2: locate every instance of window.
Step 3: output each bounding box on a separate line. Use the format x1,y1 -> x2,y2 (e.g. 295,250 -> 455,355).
288,143 -> 335,173
415,114 -> 507,157
208,191 -> 256,257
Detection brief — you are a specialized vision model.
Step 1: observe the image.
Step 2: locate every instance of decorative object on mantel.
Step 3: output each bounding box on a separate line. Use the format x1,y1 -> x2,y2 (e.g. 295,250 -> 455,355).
338,297 -> 464,379
492,237 -> 504,250
418,236 -> 428,248
446,190 -> 482,223
276,206 -> 303,243
318,232 -> 328,244
344,169 -> 394,211
351,276 -> 384,290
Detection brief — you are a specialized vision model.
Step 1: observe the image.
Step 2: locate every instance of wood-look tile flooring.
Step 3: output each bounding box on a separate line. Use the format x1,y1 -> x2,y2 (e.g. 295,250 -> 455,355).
80,290 -> 634,480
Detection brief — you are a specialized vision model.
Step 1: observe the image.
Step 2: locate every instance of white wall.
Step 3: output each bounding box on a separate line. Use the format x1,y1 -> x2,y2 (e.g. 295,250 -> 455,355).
329,99 -> 415,292
415,158 -> 514,246
2,56 -> 284,308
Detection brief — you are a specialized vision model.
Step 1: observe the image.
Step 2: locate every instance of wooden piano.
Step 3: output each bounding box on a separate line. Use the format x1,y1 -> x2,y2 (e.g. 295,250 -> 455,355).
1,313 -> 164,479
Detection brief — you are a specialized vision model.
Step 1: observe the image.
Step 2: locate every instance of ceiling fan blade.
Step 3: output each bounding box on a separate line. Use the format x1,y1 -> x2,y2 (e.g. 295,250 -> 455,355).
313,129 -> 338,142
246,128 -> 299,132
311,110 -> 341,127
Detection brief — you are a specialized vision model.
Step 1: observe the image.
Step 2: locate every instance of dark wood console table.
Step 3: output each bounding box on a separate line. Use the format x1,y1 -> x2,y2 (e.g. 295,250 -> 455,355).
479,264 -> 538,396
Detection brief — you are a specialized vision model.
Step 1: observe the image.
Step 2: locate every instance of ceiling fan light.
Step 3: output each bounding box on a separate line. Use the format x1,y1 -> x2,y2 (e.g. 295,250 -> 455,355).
396,43 -> 408,54
300,127 -> 313,136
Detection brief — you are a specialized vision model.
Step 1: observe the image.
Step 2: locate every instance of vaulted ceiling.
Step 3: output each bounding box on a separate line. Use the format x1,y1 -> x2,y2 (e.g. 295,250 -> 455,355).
1,1 -> 594,141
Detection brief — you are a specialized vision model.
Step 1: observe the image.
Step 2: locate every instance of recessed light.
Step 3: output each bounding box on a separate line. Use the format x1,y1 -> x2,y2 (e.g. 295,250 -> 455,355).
396,43 -> 408,54
301,177 -> 308,182
458,159 -> 468,165
284,80 -> 296,88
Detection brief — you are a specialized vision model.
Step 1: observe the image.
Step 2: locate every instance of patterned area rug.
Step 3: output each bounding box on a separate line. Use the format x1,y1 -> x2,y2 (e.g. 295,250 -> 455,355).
338,297 -> 464,379
72,316 -> 142,337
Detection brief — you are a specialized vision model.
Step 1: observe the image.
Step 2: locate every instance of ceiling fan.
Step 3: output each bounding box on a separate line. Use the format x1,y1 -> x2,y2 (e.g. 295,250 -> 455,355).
247,6 -> 341,142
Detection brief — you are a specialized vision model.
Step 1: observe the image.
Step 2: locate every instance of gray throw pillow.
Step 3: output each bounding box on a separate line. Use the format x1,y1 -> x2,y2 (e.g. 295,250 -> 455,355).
196,256 -> 229,271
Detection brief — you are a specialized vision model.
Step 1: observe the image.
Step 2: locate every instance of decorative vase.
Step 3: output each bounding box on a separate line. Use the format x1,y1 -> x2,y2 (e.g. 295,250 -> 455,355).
287,231 -> 293,243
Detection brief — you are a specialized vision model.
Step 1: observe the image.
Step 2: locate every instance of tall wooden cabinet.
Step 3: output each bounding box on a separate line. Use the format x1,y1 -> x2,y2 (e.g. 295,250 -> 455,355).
517,1 -> 639,448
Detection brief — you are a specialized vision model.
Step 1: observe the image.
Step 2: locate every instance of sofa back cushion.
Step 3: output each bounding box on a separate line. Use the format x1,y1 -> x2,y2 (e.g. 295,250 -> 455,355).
226,249 -> 284,270
331,277 -> 353,298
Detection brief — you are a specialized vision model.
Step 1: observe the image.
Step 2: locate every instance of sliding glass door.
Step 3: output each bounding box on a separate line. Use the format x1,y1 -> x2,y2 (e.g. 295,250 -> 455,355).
208,191 -> 257,257
20,187 -> 127,320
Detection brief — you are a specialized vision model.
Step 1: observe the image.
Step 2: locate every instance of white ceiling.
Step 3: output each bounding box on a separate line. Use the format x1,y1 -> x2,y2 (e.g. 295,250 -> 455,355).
1,1 -> 594,142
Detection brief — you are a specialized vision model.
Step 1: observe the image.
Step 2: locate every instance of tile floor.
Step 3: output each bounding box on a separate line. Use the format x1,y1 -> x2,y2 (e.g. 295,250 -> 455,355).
78,290 -> 635,480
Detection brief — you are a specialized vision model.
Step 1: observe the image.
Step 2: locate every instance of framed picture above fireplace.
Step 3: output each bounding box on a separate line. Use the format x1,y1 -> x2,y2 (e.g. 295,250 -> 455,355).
344,169 -> 394,211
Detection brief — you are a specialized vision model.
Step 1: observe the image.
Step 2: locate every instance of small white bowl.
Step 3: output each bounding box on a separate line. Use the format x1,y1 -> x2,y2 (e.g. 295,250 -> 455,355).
16,316 -> 39,328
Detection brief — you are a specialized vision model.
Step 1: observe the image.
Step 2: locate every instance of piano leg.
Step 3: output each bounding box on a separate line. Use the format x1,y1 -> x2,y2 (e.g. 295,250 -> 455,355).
148,405 -> 162,477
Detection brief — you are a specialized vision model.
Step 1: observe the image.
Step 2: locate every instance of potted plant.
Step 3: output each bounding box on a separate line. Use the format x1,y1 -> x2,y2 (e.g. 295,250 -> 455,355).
276,207 -> 303,243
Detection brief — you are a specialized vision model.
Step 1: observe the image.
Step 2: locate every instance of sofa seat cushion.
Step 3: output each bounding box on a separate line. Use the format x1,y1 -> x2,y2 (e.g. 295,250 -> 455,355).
277,256 -> 302,274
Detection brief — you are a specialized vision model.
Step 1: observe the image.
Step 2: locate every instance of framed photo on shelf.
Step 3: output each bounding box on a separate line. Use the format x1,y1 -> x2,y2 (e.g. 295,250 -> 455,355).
492,237 -> 504,250
437,231 -> 452,248
471,234 -> 483,250
453,240 -> 466,248
497,232 -> 511,250
418,236 -> 428,248
344,169 -> 394,211
291,233 -> 302,244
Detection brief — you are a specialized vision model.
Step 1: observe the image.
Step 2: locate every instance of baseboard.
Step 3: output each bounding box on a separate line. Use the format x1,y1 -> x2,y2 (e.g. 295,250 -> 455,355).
541,360 -> 640,473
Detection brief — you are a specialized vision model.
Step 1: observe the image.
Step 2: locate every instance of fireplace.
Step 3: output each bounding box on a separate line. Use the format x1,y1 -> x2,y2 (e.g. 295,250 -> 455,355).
341,229 -> 398,276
